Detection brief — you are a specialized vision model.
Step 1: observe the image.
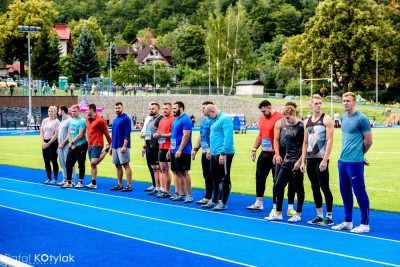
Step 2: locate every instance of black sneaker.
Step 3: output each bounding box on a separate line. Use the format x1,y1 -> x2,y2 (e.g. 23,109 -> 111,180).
121,186 -> 132,192
110,185 -> 123,191
317,217 -> 334,226
307,216 -> 324,225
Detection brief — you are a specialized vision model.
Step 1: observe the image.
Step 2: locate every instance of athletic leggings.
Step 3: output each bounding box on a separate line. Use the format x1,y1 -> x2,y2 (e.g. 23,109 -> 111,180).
273,150 -> 295,205
306,158 -> 333,212
275,161 -> 304,213
255,151 -> 275,198
42,139 -> 59,180
211,154 -> 234,205
66,142 -> 88,182
201,153 -> 213,199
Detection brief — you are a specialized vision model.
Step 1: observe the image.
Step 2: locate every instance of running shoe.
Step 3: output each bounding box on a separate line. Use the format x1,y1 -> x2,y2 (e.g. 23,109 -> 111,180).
317,217 -> 334,226
147,189 -> 157,196
48,180 -> 57,186
246,204 -> 263,211
212,202 -> 227,211
43,179 -> 51,185
57,181 -> 67,186
287,209 -> 296,216
350,224 -> 370,233
202,202 -> 217,209
154,190 -> 163,197
332,222 -> 353,231
184,195 -> 193,203
110,185 -> 123,191
172,195 -> 185,201
84,183 -> 97,189
60,183 -> 72,188
307,216 -> 324,225
121,186 -> 133,192
264,214 -> 283,221
169,192 -> 179,200
288,214 -> 301,223
155,192 -> 171,198
269,208 -> 276,217
195,198 -> 210,205
74,182 -> 83,188
144,185 -> 155,191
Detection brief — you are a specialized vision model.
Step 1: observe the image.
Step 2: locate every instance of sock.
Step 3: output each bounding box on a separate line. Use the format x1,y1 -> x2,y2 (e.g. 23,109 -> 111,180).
317,213 -> 323,218
255,200 -> 263,206
327,213 -> 332,219
156,187 -> 160,191
160,187 -> 165,192
288,204 -> 294,210
92,180 -> 96,185
273,203 -> 277,209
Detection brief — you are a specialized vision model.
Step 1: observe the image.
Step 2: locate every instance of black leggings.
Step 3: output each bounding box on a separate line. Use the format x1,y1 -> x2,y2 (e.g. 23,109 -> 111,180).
275,161 -> 304,213
66,142 -> 88,182
306,158 -> 333,212
201,153 -> 213,199
211,154 -> 234,205
42,139 -> 59,180
255,151 -> 275,197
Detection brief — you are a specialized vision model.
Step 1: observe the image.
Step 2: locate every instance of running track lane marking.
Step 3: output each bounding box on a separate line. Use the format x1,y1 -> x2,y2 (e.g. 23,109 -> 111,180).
1,176 -> 399,243
0,204 -> 253,267
0,188 -> 398,267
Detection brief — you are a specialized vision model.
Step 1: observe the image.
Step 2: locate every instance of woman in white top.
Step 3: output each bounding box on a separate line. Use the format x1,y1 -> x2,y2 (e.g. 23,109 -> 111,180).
40,106 -> 60,185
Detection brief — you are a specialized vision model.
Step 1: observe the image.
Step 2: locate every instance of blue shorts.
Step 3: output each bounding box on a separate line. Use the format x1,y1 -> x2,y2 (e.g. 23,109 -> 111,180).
88,146 -> 103,160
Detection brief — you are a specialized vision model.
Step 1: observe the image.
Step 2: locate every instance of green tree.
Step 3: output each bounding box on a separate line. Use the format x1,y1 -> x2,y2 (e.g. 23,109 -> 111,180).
31,29 -> 62,82
283,0 -> 396,93
104,42 -> 119,72
59,55 -> 75,83
0,0 -> 58,77
113,56 -> 139,85
69,17 -> 105,49
72,27 -> 101,81
271,4 -> 302,37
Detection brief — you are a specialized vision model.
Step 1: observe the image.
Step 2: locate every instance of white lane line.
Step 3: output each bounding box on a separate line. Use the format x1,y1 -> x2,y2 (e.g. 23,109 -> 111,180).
1,176 -> 399,243
0,205 -> 253,267
0,188 -> 399,266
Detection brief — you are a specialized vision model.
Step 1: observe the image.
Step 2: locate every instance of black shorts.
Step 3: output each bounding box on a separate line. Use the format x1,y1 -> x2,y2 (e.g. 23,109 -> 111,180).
170,153 -> 191,172
158,149 -> 170,162
146,149 -> 159,165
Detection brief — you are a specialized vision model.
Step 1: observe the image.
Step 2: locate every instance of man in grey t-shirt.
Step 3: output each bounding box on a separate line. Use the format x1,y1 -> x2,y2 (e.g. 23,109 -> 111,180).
57,105 -> 75,185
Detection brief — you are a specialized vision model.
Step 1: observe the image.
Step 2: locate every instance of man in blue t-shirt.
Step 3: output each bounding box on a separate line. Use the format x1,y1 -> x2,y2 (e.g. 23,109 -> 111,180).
191,101 -> 214,204
169,101 -> 193,203
332,92 -> 373,234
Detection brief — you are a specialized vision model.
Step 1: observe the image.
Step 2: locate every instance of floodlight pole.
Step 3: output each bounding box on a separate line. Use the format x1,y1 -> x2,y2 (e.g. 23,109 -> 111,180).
375,48 -> 378,107
300,68 -> 303,118
18,26 -> 41,122
311,47 -> 314,96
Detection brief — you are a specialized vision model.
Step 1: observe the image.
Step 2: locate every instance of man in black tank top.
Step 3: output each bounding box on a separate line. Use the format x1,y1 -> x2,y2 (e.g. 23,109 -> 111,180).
301,94 -> 335,226
265,105 -> 305,222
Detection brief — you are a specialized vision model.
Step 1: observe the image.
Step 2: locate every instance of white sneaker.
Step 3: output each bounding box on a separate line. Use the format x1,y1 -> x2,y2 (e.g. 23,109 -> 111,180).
288,213 -> 301,223
183,195 -> 193,203
332,222 -> 353,231
57,181 -> 66,186
84,183 -> 97,189
350,224 -> 370,233
74,182 -> 83,188
60,183 -> 72,188
264,213 -> 283,221
269,208 -> 276,217
246,203 -> 263,211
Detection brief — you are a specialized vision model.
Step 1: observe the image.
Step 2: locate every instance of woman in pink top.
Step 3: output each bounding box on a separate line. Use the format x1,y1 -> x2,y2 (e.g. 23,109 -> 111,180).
40,106 -> 60,185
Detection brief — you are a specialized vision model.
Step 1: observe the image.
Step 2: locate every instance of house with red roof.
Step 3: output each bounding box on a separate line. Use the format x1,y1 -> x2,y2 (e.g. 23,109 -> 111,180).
54,23 -> 72,56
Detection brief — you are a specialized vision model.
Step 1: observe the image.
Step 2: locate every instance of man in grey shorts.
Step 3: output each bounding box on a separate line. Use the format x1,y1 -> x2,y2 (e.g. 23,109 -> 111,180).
57,105 -> 75,186
109,102 -> 133,192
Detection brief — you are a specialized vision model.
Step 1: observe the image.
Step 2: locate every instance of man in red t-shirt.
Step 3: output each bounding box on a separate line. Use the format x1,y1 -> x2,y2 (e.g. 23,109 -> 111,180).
84,104 -> 112,189
247,100 -> 283,211
153,103 -> 175,198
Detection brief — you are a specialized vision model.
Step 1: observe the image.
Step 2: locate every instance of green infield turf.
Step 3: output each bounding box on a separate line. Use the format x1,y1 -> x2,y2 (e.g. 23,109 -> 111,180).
0,127 -> 399,213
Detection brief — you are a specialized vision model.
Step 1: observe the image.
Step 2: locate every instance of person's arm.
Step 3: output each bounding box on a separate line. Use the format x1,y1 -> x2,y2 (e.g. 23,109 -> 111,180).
300,119 -> 309,172
273,120 -> 282,164
101,120 -> 112,144
363,132 -> 373,155
40,119 -> 45,146
251,132 -> 262,161
191,134 -> 201,159
320,116 -> 334,171
178,129 -> 191,153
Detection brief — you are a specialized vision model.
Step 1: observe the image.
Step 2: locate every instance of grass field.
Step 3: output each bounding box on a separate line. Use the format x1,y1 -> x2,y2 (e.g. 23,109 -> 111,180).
1,127 -> 399,213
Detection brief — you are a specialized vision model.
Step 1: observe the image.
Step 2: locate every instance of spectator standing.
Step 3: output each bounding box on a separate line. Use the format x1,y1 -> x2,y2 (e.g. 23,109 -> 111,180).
70,83 -> 75,96
334,111 -> 340,128
51,83 -> 57,96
